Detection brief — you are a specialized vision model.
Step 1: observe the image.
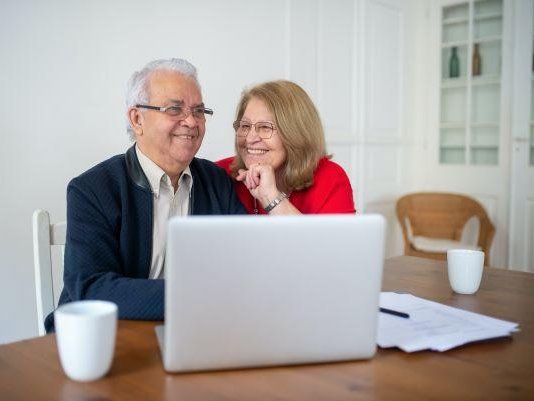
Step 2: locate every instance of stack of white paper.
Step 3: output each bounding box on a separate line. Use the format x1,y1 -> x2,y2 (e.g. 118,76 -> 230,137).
377,292 -> 519,352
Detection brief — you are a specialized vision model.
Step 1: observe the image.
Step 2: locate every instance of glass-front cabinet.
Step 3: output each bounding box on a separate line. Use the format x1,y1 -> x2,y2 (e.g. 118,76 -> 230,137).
439,0 -> 503,165
430,0 -> 534,269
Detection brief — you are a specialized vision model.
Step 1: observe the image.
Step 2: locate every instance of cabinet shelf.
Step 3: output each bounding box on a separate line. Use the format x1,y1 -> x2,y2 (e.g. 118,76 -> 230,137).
472,77 -> 500,86
471,122 -> 499,128
474,35 -> 502,44
442,40 -> 468,48
441,79 -> 466,88
441,75 -> 500,88
474,12 -> 502,22
470,145 -> 498,150
443,16 -> 469,25
439,122 -> 499,129
441,37 -> 501,47
440,122 -> 465,129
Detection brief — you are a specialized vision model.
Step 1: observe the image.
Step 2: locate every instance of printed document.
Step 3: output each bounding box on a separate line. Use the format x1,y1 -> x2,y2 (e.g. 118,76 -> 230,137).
377,292 -> 519,352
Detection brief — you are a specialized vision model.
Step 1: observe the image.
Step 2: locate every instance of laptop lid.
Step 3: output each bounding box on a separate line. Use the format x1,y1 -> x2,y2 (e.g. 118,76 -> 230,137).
158,214 -> 385,372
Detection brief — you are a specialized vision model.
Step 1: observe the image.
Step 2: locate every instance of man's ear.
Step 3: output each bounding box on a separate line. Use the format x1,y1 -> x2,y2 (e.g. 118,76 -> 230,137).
128,107 -> 144,136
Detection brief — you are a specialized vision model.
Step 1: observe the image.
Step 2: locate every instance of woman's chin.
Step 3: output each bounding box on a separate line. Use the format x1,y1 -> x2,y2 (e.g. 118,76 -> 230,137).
244,155 -> 268,167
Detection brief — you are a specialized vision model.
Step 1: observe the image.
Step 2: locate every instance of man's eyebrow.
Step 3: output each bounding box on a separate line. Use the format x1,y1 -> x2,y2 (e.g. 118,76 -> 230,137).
167,100 -> 205,108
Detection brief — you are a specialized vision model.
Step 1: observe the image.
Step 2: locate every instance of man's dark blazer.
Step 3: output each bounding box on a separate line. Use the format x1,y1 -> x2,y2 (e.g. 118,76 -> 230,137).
45,145 -> 245,332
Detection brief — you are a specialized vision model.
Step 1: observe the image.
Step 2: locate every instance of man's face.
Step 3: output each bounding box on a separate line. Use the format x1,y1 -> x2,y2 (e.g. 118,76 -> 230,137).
131,70 -> 206,176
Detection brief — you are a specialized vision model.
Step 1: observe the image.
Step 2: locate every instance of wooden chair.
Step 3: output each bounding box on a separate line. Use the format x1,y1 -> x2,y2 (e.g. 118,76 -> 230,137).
32,210 -> 66,336
396,192 -> 495,266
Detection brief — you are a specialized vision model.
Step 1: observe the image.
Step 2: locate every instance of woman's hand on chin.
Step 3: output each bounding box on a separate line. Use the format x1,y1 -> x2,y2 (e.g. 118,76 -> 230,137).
236,163 -> 279,207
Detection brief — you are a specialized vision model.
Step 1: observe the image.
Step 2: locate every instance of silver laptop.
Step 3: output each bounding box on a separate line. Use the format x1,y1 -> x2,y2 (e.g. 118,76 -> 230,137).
156,214 -> 385,372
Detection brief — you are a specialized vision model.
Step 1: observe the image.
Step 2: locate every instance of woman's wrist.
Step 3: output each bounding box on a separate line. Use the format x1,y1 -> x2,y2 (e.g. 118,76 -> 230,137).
263,192 -> 288,213
258,189 -> 280,208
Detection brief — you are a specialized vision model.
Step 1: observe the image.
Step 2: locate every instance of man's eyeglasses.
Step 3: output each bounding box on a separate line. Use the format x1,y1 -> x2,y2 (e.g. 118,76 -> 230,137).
233,120 -> 276,139
136,104 -> 214,120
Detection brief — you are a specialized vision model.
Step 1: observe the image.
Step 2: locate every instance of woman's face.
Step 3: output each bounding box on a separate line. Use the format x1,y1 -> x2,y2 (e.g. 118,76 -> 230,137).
236,97 -> 287,171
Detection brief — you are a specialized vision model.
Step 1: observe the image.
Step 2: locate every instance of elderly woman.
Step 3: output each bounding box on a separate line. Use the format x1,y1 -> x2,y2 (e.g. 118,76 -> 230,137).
217,80 -> 355,215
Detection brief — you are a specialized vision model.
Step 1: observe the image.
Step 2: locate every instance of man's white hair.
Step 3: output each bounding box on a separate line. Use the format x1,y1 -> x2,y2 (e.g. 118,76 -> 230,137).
125,58 -> 200,140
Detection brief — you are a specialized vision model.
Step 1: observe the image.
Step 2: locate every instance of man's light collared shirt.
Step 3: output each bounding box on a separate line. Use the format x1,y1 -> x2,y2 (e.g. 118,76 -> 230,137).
136,145 -> 192,279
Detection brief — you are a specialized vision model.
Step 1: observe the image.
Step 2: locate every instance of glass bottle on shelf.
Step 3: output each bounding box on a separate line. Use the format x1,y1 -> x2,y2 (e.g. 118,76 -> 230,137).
449,47 -> 460,78
472,43 -> 481,76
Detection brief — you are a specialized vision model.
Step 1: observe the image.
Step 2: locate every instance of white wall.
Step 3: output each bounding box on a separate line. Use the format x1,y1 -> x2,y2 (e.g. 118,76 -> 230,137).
0,0 -> 420,343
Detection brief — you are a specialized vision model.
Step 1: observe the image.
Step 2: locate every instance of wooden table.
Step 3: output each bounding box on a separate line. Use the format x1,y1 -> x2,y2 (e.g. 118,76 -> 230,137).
1,256 -> 533,400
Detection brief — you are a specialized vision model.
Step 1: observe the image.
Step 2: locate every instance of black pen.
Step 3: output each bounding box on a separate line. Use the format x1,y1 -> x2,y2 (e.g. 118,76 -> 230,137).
379,307 -> 410,319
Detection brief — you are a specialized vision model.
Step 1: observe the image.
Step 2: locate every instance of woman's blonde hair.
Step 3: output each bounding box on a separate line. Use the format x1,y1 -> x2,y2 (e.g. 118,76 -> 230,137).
231,80 -> 328,192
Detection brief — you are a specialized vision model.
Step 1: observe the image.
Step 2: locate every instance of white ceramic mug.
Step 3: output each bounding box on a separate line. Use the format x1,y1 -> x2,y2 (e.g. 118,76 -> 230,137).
54,300 -> 118,381
447,249 -> 485,295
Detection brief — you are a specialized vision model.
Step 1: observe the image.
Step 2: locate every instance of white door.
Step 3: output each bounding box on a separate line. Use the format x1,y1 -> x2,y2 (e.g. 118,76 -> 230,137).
509,0 -> 534,272
354,0 -> 420,258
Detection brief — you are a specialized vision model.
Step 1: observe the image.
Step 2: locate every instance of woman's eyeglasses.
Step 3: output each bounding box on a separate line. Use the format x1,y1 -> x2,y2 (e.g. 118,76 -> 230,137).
233,120 -> 276,139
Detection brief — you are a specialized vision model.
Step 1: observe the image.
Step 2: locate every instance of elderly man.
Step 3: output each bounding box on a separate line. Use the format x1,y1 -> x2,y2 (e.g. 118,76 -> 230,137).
45,58 -> 245,332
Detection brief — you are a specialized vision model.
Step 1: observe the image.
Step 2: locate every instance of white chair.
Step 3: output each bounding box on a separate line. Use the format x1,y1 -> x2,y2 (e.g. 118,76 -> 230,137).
32,210 -> 66,336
